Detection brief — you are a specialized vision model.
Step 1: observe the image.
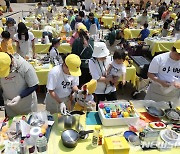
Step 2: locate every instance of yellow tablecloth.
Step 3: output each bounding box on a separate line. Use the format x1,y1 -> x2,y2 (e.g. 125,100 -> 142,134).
145,38 -> 175,56
48,106 -> 180,154
101,16 -> 115,27
130,29 -> 160,39
30,30 -> 43,38
35,65 -> 53,85
118,65 -> 136,87
36,65 -> 136,86
25,20 -> 63,29
25,16 -> 35,21
35,43 -> 72,54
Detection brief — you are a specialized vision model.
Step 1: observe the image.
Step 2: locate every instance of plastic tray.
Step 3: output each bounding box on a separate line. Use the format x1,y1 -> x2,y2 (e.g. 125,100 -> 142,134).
98,102 -> 139,126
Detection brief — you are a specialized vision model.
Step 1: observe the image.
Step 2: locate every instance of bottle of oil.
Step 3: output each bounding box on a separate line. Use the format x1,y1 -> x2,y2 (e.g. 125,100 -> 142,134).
91,126 -> 101,147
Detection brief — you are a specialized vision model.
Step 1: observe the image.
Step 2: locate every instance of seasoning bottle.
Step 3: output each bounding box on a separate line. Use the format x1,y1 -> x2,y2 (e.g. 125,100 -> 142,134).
91,126 -> 101,147
98,132 -> 103,145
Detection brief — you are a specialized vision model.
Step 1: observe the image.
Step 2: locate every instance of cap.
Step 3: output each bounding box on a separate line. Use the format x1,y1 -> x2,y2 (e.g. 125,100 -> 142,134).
39,133 -> 43,137
65,54 -> 81,76
37,14 -> 42,19
0,52 -> 11,78
63,17 -> 68,22
95,126 -> 101,130
6,17 -> 16,24
92,42 -> 110,58
68,6 -> 72,10
74,8 -> 78,12
168,7 -> 173,11
173,40 -> 180,53
47,6 -> 52,11
170,13 -> 177,20
1,17 -> 6,24
26,134 -> 30,138
85,79 -> 97,94
77,24 -> 87,32
52,38 -> 61,45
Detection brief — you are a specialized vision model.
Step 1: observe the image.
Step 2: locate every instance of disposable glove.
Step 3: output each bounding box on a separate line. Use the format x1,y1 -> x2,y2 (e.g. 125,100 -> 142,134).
8,96 -> 21,106
59,102 -> 67,115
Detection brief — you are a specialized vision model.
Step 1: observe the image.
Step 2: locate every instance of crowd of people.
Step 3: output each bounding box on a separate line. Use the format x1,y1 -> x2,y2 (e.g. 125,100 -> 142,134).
0,0 -> 179,117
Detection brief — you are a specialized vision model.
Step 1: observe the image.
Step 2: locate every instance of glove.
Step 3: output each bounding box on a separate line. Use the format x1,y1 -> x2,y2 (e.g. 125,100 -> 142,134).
8,96 -> 21,106
59,102 -> 67,115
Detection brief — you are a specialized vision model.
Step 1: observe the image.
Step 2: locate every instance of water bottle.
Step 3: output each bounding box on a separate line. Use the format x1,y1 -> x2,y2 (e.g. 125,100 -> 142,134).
19,140 -> 27,154
91,126 -> 101,147
24,134 -> 36,154
36,134 -> 47,154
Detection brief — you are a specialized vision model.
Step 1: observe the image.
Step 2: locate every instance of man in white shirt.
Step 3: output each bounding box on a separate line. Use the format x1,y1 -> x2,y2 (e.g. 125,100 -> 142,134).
145,40 -> 180,106
45,54 -> 81,114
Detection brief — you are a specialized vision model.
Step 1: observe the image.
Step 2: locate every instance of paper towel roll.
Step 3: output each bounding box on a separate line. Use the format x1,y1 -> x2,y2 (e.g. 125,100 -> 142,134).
30,127 -> 42,140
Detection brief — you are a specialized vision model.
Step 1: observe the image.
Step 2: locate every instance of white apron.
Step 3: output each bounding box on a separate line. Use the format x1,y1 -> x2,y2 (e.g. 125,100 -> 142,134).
1,72 -> 37,117
145,82 -> 180,107
44,93 -> 74,114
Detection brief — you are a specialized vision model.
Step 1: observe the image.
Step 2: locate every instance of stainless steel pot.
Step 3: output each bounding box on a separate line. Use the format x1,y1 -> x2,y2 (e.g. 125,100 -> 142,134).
58,111 -> 85,131
61,129 -> 93,148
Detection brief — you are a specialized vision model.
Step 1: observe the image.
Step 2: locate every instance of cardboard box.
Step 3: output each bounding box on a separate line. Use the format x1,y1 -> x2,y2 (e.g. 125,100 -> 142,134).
104,136 -> 130,154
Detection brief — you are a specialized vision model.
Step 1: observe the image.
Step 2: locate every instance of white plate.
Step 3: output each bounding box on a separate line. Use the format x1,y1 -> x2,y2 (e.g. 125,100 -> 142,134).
160,130 -> 180,146
149,122 -> 166,129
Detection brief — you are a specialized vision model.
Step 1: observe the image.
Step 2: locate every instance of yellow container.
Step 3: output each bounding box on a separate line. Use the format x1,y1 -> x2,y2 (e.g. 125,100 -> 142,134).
104,136 -> 130,154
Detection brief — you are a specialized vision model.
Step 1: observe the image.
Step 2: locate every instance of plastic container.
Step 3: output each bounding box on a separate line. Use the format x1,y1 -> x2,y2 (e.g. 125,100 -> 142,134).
24,134 -> 36,154
36,134 -> 47,153
91,126 -> 101,147
19,140 -> 27,154
98,102 -> 139,126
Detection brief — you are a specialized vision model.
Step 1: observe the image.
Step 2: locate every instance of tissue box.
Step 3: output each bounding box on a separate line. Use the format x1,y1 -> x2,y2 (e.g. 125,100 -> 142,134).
104,136 -> 130,154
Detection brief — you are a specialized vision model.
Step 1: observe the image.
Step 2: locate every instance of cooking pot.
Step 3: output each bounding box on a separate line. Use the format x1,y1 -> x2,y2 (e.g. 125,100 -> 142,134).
165,102 -> 180,122
61,129 -> 94,148
145,106 -> 165,118
58,111 -> 85,131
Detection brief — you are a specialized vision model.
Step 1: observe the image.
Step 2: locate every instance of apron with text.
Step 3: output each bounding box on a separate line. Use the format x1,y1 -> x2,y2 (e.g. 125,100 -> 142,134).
44,93 -> 74,114
145,82 -> 180,107
1,71 -> 37,117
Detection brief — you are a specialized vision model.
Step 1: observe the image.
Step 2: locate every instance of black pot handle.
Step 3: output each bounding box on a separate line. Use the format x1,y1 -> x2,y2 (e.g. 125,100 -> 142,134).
168,101 -> 172,109
79,130 -> 94,136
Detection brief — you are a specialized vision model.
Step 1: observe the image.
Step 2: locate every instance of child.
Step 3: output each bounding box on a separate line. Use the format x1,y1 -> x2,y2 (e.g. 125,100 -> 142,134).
61,18 -> 71,37
0,31 -> 14,54
138,23 -> 150,41
4,17 -> 17,39
106,50 -> 126,91
49,38 -> 63,66
73,79 -> 97,111
52,2 -> 57,13
33,14 -> 43,30
46,6 -> 53,22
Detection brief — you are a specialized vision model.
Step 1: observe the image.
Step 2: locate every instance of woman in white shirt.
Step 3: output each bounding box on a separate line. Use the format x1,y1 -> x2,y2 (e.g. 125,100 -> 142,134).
44,54 -> 81,114
89,42 -> 117,110
49,38 -> 63,66
14,22 -> 35,59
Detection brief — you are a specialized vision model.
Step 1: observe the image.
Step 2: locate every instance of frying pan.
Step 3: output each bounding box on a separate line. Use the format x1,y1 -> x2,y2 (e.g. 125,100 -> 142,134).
61,129 -> 94,148
164,102 -> 180,122
145,106 -> 165,118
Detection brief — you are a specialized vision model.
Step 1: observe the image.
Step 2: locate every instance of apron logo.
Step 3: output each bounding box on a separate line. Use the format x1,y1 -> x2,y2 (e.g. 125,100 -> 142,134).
61,81 -> 72,89
5,76 -> 16,80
